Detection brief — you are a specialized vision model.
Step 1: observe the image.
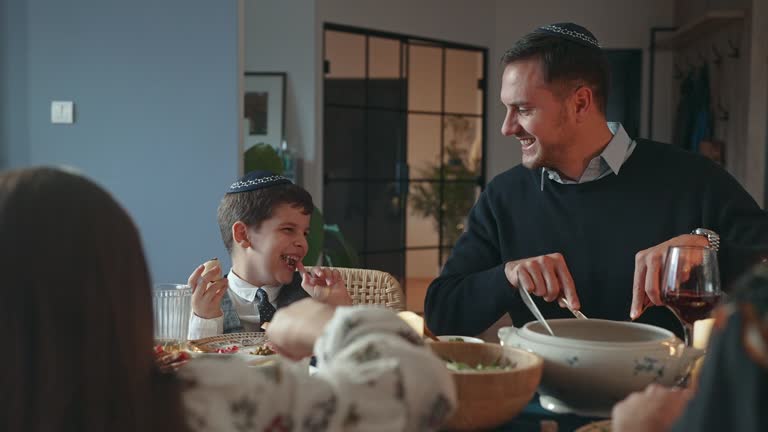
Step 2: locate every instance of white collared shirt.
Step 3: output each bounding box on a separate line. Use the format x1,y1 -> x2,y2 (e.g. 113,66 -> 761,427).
187,270 -> 282,340
540,122 -> 636,190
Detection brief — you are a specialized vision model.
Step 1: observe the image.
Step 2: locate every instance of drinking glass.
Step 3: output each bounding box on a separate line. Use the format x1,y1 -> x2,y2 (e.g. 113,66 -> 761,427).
661,246 -> 722,346
153,283 -> 193,342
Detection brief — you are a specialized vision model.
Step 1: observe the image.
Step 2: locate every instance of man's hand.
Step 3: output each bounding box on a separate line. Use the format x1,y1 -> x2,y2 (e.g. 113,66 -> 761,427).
631,234 -> 708,319
504,253 -> 580,309
188,263 -> 228,319
612,384 -> 694,432
265,298 -> 336,360
298,263 -> 353,306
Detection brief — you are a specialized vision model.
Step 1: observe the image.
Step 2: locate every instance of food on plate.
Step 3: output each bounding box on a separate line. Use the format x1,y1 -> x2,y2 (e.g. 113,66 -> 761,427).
213,344 -> 276,356
154,344 -> 191,372
449,337 -> 465,342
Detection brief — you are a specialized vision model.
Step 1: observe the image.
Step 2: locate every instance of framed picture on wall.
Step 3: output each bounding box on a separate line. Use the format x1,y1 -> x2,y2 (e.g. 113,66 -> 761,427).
243,72 -> 286,151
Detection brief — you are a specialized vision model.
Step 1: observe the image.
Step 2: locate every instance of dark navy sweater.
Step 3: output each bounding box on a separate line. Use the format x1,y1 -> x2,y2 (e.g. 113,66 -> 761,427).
425,139 -> 768,336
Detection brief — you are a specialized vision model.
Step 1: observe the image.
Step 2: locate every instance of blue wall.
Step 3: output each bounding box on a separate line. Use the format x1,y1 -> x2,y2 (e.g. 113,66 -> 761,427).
2,0 -> 240,283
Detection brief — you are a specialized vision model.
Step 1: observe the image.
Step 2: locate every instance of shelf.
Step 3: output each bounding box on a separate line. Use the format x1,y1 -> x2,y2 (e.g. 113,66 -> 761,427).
656,10 -> 746,50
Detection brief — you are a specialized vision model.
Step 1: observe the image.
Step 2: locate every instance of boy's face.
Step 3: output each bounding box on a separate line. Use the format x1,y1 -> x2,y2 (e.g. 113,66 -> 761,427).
244,203 -> 311,286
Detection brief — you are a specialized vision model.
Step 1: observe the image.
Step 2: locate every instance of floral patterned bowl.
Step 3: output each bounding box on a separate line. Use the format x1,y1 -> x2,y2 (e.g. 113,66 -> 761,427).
499,319 -> 703,417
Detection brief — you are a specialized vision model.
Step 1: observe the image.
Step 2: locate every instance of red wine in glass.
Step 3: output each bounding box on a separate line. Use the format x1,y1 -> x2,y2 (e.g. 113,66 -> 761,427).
663,291 -> 722,323
662,245 -> 721,346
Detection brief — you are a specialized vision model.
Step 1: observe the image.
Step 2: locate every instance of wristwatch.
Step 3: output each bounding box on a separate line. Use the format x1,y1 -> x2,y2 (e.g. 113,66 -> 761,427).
691,228 -> 720,251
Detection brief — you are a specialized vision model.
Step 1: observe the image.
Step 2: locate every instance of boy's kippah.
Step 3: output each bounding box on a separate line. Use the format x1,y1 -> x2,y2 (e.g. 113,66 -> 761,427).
533,22 -> 601,49
227,170 -> 292,194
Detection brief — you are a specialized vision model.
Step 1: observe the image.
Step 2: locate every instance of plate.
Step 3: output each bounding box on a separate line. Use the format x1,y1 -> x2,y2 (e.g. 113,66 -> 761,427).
189,332 -> 271,354
575,420 -> 611,432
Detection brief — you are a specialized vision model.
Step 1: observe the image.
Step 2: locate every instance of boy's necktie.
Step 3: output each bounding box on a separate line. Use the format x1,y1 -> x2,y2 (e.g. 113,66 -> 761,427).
255,288 -> 276,325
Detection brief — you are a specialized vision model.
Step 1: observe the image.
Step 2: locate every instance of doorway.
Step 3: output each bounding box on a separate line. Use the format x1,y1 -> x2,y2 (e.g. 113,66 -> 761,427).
322,24 -> 488,312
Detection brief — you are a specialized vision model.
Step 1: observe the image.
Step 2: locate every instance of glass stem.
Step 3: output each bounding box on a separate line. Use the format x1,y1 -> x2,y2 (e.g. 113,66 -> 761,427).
683,322 -> 694,347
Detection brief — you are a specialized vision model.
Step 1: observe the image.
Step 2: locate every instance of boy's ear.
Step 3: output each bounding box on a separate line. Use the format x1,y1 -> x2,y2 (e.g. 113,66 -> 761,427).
232,221 -> 250,248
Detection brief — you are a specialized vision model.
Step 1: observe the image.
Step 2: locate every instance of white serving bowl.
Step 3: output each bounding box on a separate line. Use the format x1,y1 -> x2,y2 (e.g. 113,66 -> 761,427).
499,319 -> 704,417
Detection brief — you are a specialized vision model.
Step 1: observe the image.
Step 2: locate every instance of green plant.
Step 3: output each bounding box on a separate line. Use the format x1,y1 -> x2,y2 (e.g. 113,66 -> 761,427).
409,117 -> 479,247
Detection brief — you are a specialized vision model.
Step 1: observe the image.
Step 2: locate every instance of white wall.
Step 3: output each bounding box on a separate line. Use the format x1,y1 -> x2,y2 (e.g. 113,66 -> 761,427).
245,0 -> 320,202
490,0 -> 676,179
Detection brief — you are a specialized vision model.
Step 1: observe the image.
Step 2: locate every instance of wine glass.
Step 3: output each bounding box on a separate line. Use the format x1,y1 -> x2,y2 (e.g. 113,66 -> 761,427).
661,245 -> 722,346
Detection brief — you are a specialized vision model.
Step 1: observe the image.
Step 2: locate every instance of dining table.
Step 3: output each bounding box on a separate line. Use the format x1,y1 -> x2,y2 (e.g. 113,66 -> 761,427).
454,394 -> 605,432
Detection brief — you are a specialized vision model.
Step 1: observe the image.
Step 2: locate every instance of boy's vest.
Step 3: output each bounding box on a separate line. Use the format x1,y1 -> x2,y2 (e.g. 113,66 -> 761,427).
221,272 -> 309,333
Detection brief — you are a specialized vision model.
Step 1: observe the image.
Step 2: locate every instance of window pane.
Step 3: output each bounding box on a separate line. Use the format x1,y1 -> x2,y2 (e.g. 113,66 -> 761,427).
366,182 -> 404,252
407,113 -> 441,181
367,109 -> 405,179
441,183 -> 480,247
408,44 -> 442,112
324,106 -> 365,179
406,181 -> 440,247
405,248 -> 440,313
325,30 -> 365,106
444,48 -> 483,115
369,37 -> 404,109
443,115 -> 482,180
323,182 -> 365,254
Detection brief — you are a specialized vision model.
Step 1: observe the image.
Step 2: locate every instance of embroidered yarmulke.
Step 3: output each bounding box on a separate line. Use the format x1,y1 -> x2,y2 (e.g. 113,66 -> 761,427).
226,170 -> 291,194
533,22 -> 601,49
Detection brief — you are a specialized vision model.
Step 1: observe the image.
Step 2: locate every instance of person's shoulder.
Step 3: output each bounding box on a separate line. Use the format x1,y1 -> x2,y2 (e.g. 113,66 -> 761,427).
635,138 -> 722,169
486,165 -> 536,191
633,139 -> 724,175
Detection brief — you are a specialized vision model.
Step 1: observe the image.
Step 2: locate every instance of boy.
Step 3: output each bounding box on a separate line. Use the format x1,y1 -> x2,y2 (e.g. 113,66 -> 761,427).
187,170 -> 351,339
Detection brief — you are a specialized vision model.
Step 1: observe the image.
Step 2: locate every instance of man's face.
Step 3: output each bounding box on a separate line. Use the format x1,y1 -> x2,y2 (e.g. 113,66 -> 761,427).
500,58 -> 574,171
244,203 -> 310,286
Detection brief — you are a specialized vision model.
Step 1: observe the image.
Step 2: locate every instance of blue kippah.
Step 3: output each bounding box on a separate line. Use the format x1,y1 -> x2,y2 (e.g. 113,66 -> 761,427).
533,23 -> 601,49
227,170 -> 292,194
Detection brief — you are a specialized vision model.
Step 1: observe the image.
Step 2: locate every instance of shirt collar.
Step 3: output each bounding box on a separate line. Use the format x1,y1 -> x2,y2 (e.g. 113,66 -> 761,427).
227,270 -> 282,303
541,122 -> 633,187
601,122 -> 632,175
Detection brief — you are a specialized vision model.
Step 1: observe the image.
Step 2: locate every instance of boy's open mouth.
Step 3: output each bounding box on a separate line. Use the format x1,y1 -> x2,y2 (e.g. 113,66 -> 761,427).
281,255 -> 300,267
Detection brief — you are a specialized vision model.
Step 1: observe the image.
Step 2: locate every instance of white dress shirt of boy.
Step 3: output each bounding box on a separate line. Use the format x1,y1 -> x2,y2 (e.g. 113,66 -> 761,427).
188,270 -> 279,340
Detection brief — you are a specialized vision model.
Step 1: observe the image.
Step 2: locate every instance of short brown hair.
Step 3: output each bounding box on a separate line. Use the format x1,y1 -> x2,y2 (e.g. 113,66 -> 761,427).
217,183 -> 314,252
501,31 -> 609,113
0,167 -> 187,432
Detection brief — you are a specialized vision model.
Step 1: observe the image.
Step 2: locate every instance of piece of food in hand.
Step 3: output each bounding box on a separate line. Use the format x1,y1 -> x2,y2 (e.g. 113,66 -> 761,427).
397,311 -> 425,338
203,258 -> 222,281
260,321 -> 270,331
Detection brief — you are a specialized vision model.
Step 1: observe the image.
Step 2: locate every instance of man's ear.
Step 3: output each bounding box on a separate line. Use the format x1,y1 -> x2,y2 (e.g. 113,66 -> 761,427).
232,221 -> 250,248
572,85 -> 593,121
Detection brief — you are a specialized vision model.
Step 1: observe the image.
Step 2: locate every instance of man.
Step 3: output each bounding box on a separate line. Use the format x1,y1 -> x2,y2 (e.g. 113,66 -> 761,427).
424,23 -> 768,337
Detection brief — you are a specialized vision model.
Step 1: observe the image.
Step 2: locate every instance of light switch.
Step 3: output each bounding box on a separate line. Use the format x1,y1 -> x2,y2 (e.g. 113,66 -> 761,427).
51,101 -> 74,124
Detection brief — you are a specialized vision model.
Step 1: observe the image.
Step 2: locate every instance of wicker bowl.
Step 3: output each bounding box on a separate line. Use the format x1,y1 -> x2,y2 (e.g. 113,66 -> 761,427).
430,342 -> 542,431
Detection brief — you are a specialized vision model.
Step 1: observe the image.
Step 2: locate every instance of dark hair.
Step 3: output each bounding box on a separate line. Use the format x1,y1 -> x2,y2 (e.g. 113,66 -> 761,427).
0,167 -> 187,432
217,183 -> 314,252
501,32 -> 610,113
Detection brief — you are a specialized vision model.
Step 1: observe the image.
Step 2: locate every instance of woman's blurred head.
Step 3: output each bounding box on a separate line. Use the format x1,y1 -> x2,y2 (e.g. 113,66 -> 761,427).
0,167 -> 177,431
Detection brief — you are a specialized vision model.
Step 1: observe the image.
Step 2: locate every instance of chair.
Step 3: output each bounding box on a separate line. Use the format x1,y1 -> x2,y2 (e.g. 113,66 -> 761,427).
307,267 -> 405,311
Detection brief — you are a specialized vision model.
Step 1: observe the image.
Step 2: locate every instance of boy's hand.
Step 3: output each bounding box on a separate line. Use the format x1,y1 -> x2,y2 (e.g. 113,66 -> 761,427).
188,262 -> 228,319
266,298 -> 336,360
298,263 -> 353,306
